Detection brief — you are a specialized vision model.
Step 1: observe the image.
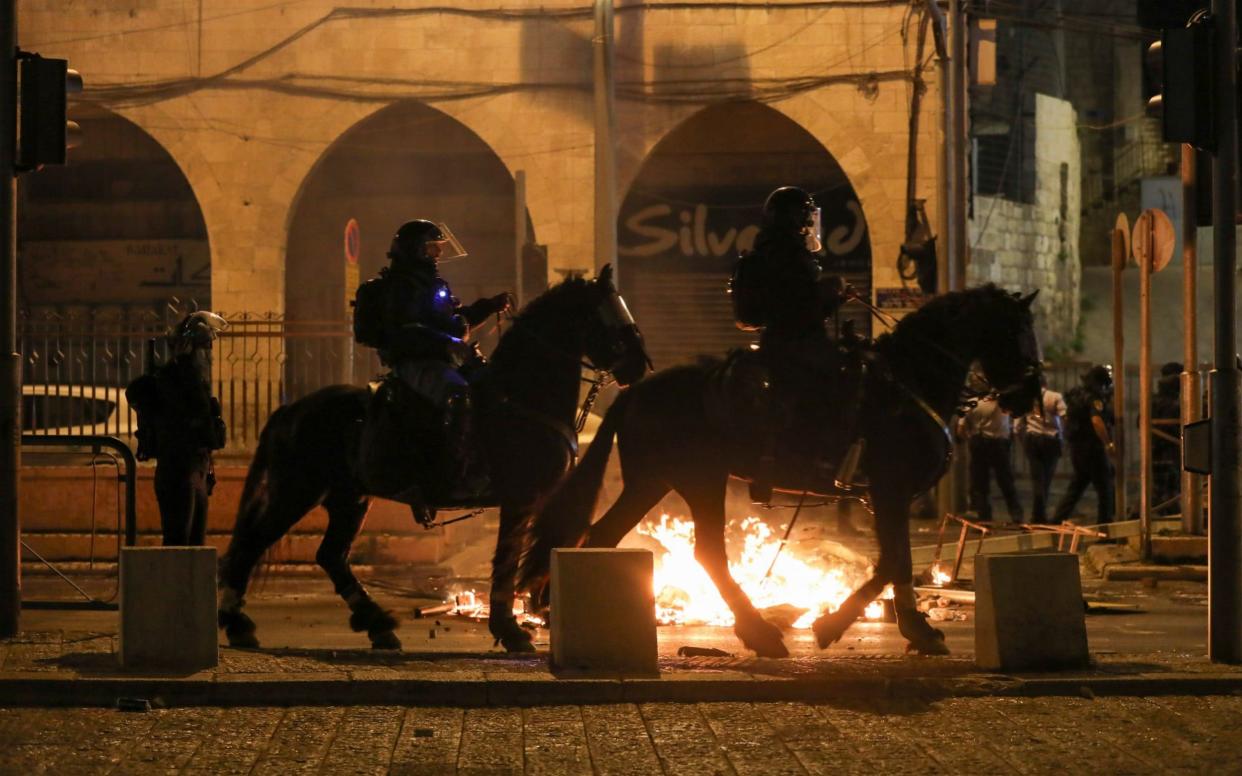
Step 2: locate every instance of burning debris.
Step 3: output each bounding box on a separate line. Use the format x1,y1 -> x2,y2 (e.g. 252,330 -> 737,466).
634,513 -> 892,628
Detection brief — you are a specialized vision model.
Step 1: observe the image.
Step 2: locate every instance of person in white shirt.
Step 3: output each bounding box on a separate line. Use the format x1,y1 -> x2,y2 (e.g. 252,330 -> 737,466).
1015,377 -> 1067,524
958,392 -> 1024,523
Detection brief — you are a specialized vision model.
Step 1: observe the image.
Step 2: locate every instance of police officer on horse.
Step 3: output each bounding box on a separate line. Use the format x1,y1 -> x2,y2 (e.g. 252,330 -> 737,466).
126,311 -> 228,545
353,220 -> 514,505
731,186 -> 856,502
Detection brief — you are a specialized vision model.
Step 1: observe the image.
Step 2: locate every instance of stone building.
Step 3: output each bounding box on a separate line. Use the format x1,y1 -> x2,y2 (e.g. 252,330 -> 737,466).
20,0 -> 945,370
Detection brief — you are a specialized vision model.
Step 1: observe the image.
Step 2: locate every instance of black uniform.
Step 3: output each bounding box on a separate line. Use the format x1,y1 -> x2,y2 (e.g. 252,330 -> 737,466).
127,356 -> 222,545
1053,385 -> 1115,523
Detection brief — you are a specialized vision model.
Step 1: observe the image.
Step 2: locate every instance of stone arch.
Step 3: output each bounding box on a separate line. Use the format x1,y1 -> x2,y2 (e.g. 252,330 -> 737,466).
18,104 -> 212,315
617,100 -> 873,367
285,99 -> 540,324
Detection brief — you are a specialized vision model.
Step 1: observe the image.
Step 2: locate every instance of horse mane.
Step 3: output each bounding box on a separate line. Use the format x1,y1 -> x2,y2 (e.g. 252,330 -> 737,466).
509,276 -> 595,328
878,284 -> 1015,346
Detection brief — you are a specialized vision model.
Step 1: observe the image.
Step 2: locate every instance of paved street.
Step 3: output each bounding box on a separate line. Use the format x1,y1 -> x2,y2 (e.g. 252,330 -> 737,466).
3,696 -> 1242,775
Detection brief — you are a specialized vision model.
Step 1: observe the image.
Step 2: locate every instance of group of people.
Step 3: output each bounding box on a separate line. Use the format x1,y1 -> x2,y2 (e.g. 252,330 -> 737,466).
959,361 -> 1184,525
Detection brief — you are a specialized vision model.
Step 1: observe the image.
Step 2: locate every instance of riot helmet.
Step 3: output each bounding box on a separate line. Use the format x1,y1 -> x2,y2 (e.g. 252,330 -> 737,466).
388,220 -> 467,267
170,311 -> 227,381
1083,364 -> 1113,393
762,186 -> 822,252
170,311 -> 227,355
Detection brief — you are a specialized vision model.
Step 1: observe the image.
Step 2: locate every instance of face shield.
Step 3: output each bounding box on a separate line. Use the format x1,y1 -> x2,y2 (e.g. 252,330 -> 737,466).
805,207 -> 824,253
430,222 -> 468,262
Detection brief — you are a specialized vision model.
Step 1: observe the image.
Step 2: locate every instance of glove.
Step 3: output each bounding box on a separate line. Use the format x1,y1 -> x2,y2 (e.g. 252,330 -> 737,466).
488,292 -> 516,316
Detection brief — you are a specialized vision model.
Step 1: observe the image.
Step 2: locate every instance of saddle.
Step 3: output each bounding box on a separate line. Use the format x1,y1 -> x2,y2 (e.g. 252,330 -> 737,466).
706,341 -> 869,493
356,375 -> 494,514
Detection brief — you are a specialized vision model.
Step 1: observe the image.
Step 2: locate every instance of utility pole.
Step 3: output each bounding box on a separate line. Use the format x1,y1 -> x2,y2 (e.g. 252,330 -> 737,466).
949,0 -> 968,292
592,0 -> 618,281
1208,0 -> 1242,664
1182,144 -> 1203,535
0,2 -> 82,637
0,0 -> 18,639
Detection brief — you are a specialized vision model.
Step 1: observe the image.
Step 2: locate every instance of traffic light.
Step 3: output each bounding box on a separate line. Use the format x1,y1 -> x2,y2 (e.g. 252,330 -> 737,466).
1146,11 -> 1215,150
16,52 -> 82,170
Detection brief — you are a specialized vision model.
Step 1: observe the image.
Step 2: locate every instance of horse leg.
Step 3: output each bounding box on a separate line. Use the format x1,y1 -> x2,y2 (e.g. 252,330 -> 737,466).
489,503 -> 536,653
811,487 -> 948,655
680,476 -> 789,658
584,477 -> 668,549
318,492 -> 399,650
217,487 -> 317,648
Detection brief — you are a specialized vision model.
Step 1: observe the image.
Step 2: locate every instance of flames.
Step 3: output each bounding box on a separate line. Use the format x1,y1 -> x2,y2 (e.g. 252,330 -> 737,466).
929,562 -> 953,586
634,513 -> 888,629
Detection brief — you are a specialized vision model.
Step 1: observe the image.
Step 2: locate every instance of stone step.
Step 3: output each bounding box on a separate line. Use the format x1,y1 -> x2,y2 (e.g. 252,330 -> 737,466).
20,530 -> 453,567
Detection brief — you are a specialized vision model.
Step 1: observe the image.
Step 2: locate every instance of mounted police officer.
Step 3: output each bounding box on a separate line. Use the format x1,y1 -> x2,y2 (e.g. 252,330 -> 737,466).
731,186 -> 854,503
126,311 -> 228,545
354,219 -> 513,504
1053,365 -> 1116,523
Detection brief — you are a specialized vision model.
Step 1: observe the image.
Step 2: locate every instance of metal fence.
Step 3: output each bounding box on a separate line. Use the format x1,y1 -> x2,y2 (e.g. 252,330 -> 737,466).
18,308 -> 380,456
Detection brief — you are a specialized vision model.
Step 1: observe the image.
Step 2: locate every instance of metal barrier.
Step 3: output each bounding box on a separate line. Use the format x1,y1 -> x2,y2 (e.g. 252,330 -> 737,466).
19,434 -> 138,610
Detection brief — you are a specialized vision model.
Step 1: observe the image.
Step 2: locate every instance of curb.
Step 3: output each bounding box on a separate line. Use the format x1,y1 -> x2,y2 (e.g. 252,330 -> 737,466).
3,672 -> 1241,707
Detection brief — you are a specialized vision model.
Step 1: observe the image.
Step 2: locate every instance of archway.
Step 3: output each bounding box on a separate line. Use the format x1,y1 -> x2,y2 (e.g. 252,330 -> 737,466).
618,101 -> 871,367
284,100 -> 541,395
286,100 -> 540,325
17,104 -> 211,316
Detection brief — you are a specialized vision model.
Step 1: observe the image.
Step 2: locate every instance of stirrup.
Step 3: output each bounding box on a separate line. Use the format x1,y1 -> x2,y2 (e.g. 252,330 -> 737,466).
834,440 -> 865,491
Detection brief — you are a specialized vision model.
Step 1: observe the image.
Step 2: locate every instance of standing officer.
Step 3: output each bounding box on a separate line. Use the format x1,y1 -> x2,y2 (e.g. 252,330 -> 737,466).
730,186 -> 853,502
1015,375 -> 1066,524
126,311 -> 228,545
958,384 -> 1024,523
1053,365 -> 1116,523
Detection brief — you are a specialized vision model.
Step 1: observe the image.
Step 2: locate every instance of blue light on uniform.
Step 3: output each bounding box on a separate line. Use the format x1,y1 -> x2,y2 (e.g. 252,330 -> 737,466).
437,289 -> 448,299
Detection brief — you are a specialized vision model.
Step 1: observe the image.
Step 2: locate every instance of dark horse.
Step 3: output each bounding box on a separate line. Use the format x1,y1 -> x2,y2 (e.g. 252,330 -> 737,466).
217,266 -> 650,651
519,285 -> 1041,657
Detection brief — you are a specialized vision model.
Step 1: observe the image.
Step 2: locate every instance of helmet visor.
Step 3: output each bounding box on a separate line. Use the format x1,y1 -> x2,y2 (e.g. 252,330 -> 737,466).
806,207 -> 824,253
432,223 -> 468,262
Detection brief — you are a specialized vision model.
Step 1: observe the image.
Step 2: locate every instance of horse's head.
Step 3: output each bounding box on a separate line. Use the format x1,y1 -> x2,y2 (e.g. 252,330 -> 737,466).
975,288 -> 1043,415
580,264 -> 652,386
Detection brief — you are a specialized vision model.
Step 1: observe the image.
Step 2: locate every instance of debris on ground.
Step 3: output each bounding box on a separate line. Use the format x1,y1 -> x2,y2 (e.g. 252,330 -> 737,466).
677,646 -> 733,657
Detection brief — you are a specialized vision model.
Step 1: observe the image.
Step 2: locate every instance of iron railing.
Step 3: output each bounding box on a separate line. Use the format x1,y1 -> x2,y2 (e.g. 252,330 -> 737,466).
18,308 -> 382,455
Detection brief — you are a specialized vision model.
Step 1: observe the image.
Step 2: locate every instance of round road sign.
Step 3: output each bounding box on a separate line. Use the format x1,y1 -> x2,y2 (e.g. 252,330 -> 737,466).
1131,208 -> 1175,273
1112,212 -> 1131,271
344,218 -> 361,266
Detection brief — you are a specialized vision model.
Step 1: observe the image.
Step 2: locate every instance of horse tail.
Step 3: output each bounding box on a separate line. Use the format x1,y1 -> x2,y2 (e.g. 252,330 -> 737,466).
519,389 -> 632,590
220,406 -> 290,585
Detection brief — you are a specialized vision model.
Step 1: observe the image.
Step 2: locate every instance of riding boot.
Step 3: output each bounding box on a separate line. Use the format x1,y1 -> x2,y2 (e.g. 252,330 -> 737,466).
444,390 -> 489,502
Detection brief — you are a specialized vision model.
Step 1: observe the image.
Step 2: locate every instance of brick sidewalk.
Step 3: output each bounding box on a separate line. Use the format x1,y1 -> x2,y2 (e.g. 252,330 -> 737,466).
5,629 -> 1242,708
5,696 -> 1242,774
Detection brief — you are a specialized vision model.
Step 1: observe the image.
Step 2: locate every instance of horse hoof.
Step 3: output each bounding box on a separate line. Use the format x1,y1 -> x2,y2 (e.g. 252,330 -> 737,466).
812,609 -> 853,649
904,624 -> 949,656
226,630 -> 260,649
370,630 -> 403,650
219,609 -> 260,649
735,617 -> 789,659
907,637 -> 951,656
490,616 -> 536,653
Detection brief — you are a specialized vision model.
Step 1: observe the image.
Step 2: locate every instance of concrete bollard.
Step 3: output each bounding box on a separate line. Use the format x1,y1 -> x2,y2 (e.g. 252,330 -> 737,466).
551,548 -> 658,673
120,547 -> 218,671
975,550 -> 1089,671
